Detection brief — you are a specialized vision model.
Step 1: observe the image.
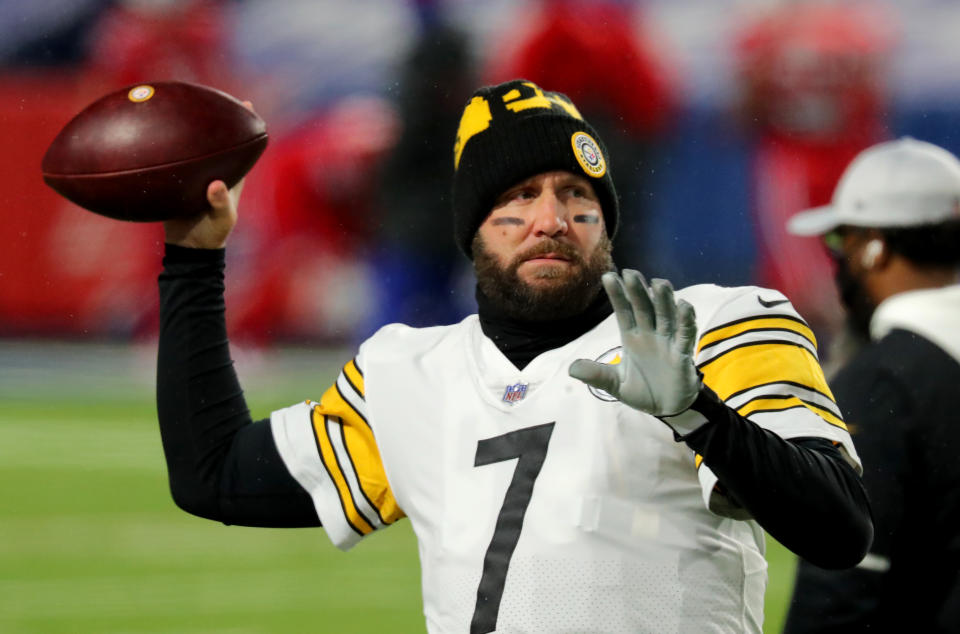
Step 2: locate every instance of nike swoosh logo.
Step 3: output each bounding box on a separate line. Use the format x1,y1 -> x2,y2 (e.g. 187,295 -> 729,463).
757,296 -> 789,308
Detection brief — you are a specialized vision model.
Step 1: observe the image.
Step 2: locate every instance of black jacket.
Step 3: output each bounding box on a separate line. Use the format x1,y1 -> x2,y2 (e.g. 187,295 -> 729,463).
785,327 -> 960,633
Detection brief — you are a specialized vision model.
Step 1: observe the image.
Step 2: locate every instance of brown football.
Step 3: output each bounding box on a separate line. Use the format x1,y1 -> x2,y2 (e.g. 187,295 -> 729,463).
41,81 -> 268,221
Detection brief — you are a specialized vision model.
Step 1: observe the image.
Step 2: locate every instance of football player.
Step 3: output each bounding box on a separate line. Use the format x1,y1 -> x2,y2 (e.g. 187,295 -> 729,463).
156,79 -> 872,633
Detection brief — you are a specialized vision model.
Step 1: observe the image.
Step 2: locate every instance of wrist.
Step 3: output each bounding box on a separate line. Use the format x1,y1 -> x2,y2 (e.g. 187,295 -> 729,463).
163,230 -> 228,250
163,216 -> 232,250
163,242 -> 226,266
659,382 -> 725,438
164,239 -> 227,249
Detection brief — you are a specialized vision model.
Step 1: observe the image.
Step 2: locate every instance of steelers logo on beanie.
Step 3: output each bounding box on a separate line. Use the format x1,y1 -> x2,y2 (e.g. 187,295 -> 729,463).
452,79 -> 620,257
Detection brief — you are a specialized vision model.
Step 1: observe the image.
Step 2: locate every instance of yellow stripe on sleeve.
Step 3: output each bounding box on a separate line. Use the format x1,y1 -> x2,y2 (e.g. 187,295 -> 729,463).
700,343 -> 829,400
697,317 -> 817,354
316,383 -> 404,525
310,408 -> 375,536
700,342 -> 845,429
343,359 -> 365,398
737,395 -> 847,432
322,378 -> 367,427
341,424 -> 404,524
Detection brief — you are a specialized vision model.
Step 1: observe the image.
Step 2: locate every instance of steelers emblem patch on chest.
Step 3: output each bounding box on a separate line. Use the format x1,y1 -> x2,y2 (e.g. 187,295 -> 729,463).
587,346 -> 622,402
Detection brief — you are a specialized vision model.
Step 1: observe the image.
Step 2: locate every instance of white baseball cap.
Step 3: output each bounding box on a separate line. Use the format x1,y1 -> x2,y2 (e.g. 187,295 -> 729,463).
787,137 -> 960,236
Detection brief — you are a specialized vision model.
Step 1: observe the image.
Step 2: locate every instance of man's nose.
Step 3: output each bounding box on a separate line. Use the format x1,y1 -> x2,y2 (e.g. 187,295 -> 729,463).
530,191 -> 568,238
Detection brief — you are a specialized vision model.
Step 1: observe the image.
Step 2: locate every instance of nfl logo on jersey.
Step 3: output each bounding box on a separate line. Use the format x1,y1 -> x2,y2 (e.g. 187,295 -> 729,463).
502,382 -> 528,404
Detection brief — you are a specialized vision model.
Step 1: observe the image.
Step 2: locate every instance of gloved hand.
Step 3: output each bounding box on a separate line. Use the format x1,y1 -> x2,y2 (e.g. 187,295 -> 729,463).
570,269 -> 700,417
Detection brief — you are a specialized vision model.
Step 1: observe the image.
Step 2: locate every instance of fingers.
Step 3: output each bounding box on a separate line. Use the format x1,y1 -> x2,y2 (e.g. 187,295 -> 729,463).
650,278 -> 676,338
604,271 -> 688,343
674,299 -> 698,357
207,177 -> 245,214
569,359 -> 620,398
602,272 -> 636,333
207,180 -> 229,210
622,269 -> 655,331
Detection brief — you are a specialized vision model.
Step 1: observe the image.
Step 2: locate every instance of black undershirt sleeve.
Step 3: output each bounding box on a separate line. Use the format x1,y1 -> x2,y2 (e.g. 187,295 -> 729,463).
679,386 -> 873,570
156,244 -> 319,528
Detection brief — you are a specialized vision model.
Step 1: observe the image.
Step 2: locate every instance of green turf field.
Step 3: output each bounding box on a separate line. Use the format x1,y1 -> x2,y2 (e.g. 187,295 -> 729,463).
0,341 -> 795,633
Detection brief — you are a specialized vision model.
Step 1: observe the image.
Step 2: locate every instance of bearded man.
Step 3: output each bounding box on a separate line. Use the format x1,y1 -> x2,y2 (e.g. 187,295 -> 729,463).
155,79 -> 871,633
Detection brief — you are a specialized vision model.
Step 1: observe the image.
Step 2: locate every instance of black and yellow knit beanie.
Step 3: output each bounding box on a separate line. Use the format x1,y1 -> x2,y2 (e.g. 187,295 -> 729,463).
452,79 -> 619,257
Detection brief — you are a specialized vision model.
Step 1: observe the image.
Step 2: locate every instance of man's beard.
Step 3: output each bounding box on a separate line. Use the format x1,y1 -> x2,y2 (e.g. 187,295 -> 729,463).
472,232 -> 615,321
834,257 -> 876,339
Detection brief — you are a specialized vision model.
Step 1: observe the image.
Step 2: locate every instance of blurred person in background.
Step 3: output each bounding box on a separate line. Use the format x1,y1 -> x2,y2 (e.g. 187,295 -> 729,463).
221,95 -> 398,344
0,0 -> 238,340
86,0 -> 233,88
88,0 -> 412,343
784,137 -> 960,633
220,0 -> 419,342
734,2 -> 892,345
154,79 -> 871,632
486,0 -> 676,272
368,0 -> 477,329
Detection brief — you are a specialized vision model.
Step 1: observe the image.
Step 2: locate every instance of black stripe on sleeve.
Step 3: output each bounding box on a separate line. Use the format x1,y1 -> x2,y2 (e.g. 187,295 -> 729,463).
740,403 -> 809,418
334,381 -> 370,428
338,425 -> 389,525
697,313 -> 810,338
699,327 -> 817,353
341,369 -> 365,404
322,417 -> 377,531
724,379 -> 837,406
697,339 -> 819,370
734,392 -> 843,421
311,415 -> 366,537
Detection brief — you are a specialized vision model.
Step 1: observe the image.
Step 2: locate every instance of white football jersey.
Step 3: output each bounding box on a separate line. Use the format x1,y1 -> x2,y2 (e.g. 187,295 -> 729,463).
271,284 -> 859,634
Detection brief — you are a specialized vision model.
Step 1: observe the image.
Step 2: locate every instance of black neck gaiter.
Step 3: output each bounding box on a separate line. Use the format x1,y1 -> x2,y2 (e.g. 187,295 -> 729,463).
476,285 -> 613,370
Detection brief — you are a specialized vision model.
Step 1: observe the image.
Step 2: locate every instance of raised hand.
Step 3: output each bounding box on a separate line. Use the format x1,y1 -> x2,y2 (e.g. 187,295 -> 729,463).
569,270 -> 700,417
163,101 -> 254,249
163,178 -> 243,249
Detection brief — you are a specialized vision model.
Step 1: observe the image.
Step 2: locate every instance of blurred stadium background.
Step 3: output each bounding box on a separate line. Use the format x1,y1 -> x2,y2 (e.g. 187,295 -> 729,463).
2,0 -> 959,631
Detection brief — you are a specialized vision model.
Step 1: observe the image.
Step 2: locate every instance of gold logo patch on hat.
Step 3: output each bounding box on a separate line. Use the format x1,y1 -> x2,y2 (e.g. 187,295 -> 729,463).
571,131 -> 606,178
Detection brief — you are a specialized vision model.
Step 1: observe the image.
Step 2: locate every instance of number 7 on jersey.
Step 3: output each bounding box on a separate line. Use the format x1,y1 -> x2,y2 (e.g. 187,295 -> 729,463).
471,422 -> 555,634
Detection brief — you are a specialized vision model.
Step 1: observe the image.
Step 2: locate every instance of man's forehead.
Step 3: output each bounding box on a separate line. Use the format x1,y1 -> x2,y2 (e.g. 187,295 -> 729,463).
509,170 -> 596,189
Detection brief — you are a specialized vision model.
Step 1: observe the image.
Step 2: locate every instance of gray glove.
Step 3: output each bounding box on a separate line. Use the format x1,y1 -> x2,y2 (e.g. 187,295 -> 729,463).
570,270 -> 700,417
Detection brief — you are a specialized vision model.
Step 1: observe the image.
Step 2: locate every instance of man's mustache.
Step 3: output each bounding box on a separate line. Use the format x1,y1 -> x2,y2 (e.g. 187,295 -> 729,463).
512,239 -> 583,267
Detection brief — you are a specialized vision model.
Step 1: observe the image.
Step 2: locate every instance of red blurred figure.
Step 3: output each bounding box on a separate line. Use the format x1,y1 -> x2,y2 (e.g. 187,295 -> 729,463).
86,0 -> 231,87
489,0 -> 673,138
84,0 -> 399,343
735,3 -> 894,337
0,0 -> 240,340
487,0 -> 676,268
224,97 -> 400,343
